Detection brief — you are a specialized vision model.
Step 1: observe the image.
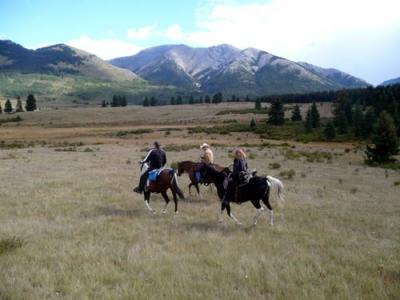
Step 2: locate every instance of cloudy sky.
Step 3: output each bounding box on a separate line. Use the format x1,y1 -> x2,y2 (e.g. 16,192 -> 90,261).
1,0 -> 399,85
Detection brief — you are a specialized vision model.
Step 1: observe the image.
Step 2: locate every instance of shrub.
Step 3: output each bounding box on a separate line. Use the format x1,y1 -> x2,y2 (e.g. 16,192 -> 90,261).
0,237 -> 25,255
269,162 -> 281,169
279,169 -> 296,179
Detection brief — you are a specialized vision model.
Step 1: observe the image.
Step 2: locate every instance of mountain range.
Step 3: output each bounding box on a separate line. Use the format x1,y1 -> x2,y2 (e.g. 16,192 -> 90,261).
380,77 -> 400,86
110,44 -> 370,96
0,39 -> 373,106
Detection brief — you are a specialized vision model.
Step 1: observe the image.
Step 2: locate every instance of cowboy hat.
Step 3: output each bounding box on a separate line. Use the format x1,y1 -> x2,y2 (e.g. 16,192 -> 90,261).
200,143 -> 209,149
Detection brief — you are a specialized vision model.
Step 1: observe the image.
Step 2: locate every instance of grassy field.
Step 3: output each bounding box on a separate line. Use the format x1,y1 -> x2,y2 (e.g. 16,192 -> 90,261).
0,103 -> 399,299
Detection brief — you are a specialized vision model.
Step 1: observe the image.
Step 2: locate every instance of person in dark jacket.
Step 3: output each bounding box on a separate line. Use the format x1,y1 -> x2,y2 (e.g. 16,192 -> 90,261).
232,148 -> 248,185
133,141 -> 167,194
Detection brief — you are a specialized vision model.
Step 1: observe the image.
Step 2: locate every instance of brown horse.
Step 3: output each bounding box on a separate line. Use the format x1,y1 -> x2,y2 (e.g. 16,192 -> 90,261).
140,163 -> 185,214
176,161 -> 228,195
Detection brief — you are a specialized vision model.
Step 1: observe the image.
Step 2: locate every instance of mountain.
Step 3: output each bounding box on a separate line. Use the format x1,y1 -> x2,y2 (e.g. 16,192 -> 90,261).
0,40 -> 138,81
297,62 -> 369,89
380,77 -> 400,86
110,44 -> 370,96
0,40 -> 185,106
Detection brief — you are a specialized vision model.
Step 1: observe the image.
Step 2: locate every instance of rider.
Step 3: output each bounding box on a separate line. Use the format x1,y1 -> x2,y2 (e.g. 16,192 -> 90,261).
232,148 -> 249,186
133,141 -> 167,194
200,143 -> 214,165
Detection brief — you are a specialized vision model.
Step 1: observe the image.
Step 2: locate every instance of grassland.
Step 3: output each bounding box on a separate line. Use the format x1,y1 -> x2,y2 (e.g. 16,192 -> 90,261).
0,103 -> 399,299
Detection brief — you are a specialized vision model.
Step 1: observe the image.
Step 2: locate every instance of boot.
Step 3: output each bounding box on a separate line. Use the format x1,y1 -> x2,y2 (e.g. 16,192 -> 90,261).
133,173 -> 147,194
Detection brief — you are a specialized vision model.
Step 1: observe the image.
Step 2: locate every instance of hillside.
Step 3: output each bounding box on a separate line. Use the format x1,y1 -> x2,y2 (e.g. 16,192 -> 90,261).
0,40 -> 182,106
380,76 -> 400,86
110,44 -> 370,96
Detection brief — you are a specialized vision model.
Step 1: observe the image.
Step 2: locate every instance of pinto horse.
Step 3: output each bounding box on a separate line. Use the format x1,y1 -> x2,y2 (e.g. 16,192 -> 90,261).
176,161 -> 228,195
139,163 -> 185,214
201,164 -> 284,225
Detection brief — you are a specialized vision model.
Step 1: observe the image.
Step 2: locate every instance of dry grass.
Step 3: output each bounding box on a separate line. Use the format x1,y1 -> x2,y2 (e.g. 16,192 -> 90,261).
0,103 -> 399,299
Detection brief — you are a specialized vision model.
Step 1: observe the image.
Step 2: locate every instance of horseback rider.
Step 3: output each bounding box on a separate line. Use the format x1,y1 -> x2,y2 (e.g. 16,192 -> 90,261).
200,143 -> 214,164
133,141 -> 167,194
232,148 -> 249,186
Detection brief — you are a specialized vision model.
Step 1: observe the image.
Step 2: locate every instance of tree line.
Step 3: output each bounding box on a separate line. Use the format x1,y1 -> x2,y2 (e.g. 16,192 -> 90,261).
0,94 -> 37,114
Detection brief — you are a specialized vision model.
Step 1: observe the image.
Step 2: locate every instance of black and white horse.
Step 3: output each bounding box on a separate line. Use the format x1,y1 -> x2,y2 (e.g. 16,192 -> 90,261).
201,164 -> 284,225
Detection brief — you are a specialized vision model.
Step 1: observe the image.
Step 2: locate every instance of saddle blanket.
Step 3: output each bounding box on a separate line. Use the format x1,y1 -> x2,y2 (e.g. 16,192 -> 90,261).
147,167 -> 172,183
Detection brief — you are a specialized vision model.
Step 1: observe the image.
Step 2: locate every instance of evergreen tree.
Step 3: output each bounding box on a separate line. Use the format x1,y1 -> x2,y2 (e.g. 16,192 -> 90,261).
333,92 -> 350,133
291,104 -> 302,121
143,97 -> 150,107
255,98 -> 261,110
250,117 -> 256,129
352,102 -> 364,137
231,95 -> 236,102
4,99 -> 12,113
0,102 -> 2,114
365,111 -> 399,163
111,95 -> 119,107
120,96 -> 127,107
304,109 -> 312,132
245,95 -> 250,102
177,96 -> 183,105
170,96 -> 176,105
212,92 -> 223,104
267,99 -> 285,125
360,108 -> 376,138
189,95 -> 194,105
204,95 -> 211,104
15,98 -> 23,112
25,94 -> 37,111
150,96 -> 157,106
101,100 -> 107,107
199,96 -> 203,104
310,102 -> 321,128
323,121 -> 336,140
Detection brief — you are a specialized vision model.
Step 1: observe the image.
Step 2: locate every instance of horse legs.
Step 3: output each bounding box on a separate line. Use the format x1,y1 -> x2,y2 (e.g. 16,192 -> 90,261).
222,201 -> 241,225
262,190 -> 274,225
160,191 -> 170,214
194,182 -> 200,195
171,189 -> 179,214
251,199 -> 264,226
144,191 -> 155,213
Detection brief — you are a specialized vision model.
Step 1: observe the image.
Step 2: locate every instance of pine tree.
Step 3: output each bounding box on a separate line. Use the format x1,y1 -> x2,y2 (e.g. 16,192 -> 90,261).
25,94 -> 37,111
204,95 -> 210,104
310,102 -> 320,128
291,104 -> 302,121
267,99 -> 285,125
304,109 -> 312,132
250,117 -> 256,129
15,98 -> 23,112
189,95 -> 194,105
4,99 -> 12,113
0,102 -> 2,114
143,97 -> 150,107
333,92 -> 350,133
212,92 -> 223,104
177,96 -> 183,105
360,108 -> 376,138
231,95 -> 236,102
120,96 -> 127,107
111,95 -> 119,107
353,102 -> 364,137
101,100 -> 107,107
170,97 -> 176,105
255,99 -> 261,110
150,96 -> 157,106
245,95 -> 250,102
323,121 -> 336,140
365,111 -> 399,163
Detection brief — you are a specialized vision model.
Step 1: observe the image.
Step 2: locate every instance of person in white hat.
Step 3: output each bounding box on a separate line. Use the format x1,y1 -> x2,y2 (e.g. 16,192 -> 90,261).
200,143 -> 214,164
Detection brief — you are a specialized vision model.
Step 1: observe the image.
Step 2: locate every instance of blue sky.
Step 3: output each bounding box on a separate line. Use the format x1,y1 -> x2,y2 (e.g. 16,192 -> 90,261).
1,0 -> 400,85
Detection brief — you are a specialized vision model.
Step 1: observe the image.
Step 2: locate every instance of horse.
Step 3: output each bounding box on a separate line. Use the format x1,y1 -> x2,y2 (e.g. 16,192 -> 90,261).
176,161 -> 228,195
138,162 -> 185,214
200,164 -> 284,225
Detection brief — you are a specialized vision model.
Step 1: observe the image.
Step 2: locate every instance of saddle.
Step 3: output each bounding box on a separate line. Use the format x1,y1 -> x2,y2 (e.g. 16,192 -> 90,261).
237,170 -> 257,187
147,168 -> 168,184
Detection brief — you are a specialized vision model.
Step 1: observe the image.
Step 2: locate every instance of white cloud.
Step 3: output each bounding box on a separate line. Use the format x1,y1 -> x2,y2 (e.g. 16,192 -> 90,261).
165,24 -> 184,41
185,0 -> 400,84
127,26 -> 155,40
67,36 -> 141,60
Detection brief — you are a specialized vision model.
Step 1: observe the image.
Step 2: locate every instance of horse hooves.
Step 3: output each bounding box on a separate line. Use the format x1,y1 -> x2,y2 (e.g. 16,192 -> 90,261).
161,210 -> 167,214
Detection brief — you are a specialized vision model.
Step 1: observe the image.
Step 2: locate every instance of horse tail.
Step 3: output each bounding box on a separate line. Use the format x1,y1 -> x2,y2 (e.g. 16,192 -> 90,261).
171,172 -> 185,200
266,176 -> 285,202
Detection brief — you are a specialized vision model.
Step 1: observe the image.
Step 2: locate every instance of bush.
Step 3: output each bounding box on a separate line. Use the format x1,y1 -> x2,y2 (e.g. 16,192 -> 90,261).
279,169 -> 296,179
0,237 -> 25,255
269,162 -> 281,169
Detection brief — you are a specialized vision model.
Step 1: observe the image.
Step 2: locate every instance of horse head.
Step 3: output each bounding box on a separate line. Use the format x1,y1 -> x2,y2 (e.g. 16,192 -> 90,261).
176,161 -> 185,176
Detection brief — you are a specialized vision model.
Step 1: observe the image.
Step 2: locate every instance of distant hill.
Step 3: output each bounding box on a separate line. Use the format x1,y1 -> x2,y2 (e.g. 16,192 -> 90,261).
380,77 -> 400,86
110,44 -> 370,96
0,40 -> 181,106
0,40 -> 138,81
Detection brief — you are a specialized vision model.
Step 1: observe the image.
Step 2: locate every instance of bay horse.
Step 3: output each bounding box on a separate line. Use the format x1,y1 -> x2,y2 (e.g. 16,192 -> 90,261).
139,162 -> 185,214
201,164 -> 284,225
176,161 -> 228,195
